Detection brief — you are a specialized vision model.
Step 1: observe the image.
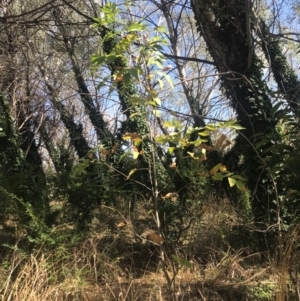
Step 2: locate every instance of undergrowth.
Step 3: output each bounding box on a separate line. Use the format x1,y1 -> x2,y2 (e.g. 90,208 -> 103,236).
1,199 -> 299,301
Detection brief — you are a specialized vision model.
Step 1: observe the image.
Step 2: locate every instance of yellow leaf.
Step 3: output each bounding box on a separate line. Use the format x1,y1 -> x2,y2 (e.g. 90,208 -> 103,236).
123,132 -> 139,140
164,121 -> 173,128
153,97 -> 161,106
187,151 -> 200,160
127,168 -> 137,179
210,163 -> 223,175
228,177 -> 236,187
133,138 -> 142,146
220,165 -> 227,173
168,147 -> 175,154
199,131 -> 210,137
133,150 -> 139,159
130,113 -> 139,118
205,125 -> 217,130
153,109 -> 160,117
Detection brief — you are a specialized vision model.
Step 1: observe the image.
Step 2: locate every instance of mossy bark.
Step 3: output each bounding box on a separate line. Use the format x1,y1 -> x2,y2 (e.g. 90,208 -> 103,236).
259,20 -> 300,111
191,0 -> 282,249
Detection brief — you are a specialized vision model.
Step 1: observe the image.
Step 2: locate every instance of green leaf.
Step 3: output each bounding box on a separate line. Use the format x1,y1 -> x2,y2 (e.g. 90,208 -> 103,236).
91,55 -> 106,66
148,89 -> 158,97
152,44 -> 164,51
123,73 -> 131,86
251,132 -> 264,138
96,81 -> 106,90
230,124 -> 245,130
231,174 -> 246,180
212,173 -> 223,181
108,82 -> 116,97
255,139 -> 267,150
154,26 -> 168,33
128,22 -> 146,32
171,255 -> 192,268
118,152 -> 131,162
148,56 -> 163,68
79,158 -> 90,168
164,121 -> 173,128
128,96 -> 144,104
156,136 -> 167,144
129,67 -> 140,80
106,54 -> 116,63
102,2 -> 119,17
92,17 -> 103,24
236,181 -> 247,191
228,177 -> 236,187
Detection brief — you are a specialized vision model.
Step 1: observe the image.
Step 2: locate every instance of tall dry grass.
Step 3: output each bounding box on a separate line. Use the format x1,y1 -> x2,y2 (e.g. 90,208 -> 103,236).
1,201 -> 299,301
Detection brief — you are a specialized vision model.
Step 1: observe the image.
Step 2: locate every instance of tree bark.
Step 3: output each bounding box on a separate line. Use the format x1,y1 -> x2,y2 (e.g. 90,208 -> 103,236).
191,0 -> 282,250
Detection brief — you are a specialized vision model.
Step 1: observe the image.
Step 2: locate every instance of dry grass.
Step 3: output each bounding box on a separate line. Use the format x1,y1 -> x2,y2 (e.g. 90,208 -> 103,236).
0,241 -> 276,300
0,201 -> 299,301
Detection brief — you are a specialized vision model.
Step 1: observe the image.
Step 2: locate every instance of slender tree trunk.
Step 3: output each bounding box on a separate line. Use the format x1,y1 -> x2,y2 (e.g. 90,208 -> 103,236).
39,65 -> 90,160
52,7 -> 113,148
258,19 -> 300,111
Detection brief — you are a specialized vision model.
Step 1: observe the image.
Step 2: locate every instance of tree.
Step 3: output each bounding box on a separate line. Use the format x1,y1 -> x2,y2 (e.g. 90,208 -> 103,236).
191,0 -> 300,250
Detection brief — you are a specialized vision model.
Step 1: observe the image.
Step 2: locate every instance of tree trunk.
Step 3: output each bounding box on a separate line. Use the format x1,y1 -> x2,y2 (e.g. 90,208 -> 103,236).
191,0 -> 282,251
